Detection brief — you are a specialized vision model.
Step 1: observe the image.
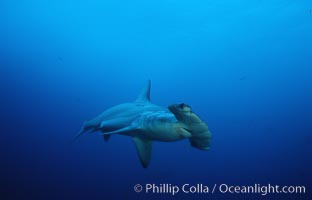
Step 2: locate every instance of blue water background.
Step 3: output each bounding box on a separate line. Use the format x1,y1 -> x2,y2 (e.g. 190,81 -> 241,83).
1,0 -> 311,199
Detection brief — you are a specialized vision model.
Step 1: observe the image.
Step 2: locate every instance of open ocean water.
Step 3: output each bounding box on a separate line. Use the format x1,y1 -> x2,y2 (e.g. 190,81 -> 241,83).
1,0 -> 311,199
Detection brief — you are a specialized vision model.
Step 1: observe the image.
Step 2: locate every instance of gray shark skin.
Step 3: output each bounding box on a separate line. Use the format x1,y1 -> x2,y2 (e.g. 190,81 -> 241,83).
78,80 -> 212,168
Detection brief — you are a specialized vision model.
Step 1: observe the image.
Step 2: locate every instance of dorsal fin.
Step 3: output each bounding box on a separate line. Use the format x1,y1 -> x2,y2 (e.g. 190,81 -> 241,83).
135,80 -> 151,102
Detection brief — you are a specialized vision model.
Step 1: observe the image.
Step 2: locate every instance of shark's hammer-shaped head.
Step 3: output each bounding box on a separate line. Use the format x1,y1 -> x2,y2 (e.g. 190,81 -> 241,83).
168,103 -> 201,124
168,103 -> 212,150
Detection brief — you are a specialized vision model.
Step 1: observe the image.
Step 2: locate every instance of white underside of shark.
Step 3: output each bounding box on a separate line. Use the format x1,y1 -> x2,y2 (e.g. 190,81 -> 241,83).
78,80 -> 212,168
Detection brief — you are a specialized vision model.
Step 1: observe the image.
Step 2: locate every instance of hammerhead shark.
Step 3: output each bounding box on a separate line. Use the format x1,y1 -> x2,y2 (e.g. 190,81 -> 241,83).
78,80 -> 212,168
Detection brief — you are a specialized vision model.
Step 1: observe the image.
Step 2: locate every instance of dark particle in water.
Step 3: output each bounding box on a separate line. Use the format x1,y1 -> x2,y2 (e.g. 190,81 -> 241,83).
239,76 -> 247,81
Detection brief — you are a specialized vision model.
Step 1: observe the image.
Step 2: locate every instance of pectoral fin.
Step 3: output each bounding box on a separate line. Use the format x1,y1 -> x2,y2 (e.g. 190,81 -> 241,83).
132,137 -> 152,168
100,126 -> 136,135
100,117 -> 131,130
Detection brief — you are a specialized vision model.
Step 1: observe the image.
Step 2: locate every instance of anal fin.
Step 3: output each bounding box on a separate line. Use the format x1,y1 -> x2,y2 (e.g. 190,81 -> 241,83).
132,137 -> 152,168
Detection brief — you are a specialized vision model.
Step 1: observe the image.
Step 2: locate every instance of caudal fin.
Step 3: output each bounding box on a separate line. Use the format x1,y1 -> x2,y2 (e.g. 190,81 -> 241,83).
73,121 -> 94,141
73,127 -> 86,141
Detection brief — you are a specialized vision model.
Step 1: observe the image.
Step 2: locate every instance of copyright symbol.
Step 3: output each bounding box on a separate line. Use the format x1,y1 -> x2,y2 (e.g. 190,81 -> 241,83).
134,184 -> 143,193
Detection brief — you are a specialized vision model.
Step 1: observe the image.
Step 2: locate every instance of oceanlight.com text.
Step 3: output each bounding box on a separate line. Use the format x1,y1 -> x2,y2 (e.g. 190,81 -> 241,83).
134,183 -> 306,196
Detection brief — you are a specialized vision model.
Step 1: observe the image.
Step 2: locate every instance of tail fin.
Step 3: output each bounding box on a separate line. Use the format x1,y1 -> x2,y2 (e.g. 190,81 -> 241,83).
73,126 -> 87,141
73,121 -> 94,141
